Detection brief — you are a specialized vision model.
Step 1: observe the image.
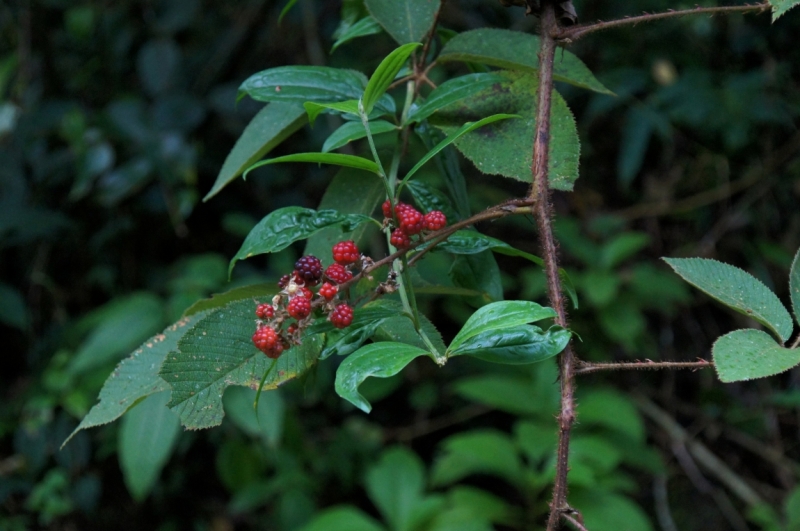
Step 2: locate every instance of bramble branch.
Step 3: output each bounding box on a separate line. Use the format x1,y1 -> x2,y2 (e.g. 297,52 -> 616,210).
575,359 -> 713,376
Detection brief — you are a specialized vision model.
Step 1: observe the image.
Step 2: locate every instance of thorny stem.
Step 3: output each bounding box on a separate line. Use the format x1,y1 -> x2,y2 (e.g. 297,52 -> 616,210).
554,2 -> 769,42
575,359 -> 713,376
562,514 -> 590,531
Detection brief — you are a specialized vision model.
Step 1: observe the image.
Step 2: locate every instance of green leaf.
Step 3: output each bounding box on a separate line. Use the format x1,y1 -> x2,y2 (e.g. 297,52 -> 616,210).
790,246 -> 800,326
406,73 -> 504,124
204,104 -> 307,202
244,152 -> 381,179
399,114 -> 519,188
415,125 -> 471,219
68,293 -> 165,375
450,252 -> 503,304
454,375 -> 541,416
663,257 -> 793,343
449,325 -> 569,365
303,169 -> 385,263
334,342 -> 429,413
786,486 -> 800,527
430,430 -> 524,488
322,120 -> 397,153
363,42 -> 421,115
405,181 -> 459,222
183,283 -> 277,317
436,28 -> 613,95
448,300 -> 556,353
303,100 -> 360,125
279,0 -> 300,22
63,313 -> 206,448
600,232 -> 650,269
577,388 -> 645,443
713,328 -> 800,382
365,447 -> 426,531
309,300 -> 404,358
229,207 -> 374,277
118,390 -> 181,501
160,299 -> 323,429
364,0 -> 439,45
372,303 -> 447,358
430,70 -> 580,191
770,0 -> 800,21
299,507 -> 386,531
331,16 -> 384,52
222,386 -> 284,447
569,490 -> 654,531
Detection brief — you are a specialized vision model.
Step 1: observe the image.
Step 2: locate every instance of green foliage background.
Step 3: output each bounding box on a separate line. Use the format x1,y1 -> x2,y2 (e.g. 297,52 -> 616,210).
2,0 -> 800,530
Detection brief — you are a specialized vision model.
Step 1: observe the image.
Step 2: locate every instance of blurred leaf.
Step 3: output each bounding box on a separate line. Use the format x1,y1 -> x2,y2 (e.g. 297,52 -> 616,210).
514,421 -> 557,464
331,16 -> 384,52
245,152 -> 381,178
569,490 -> 654,531
205,103 -> 307,201
713,329 -> 800,382
0,282 -> 28,330
437,29 -> 613,95
334,342 -> 429,413
600,232 -> 650,269
580,270 -> 620,307
454,375 -> 540,416
598,299 -> 646,350
279,0 -> 300,22
663,257 -> 793,343
406,73 -> 504,124
137,39 -> 181,96
786,486 -> 800,528
223,386 -> 284,447
617,106 -> 653,187
363,43 -> 420,115
68,293 -> 165,375
790,246 -> 800,326
322,120 -> 397,153
365,447 -> 426,531
229,207 -> 374,277
448,300 -> 556,353
449,325 -> 570,365
365,0 -> 439,45
160,299 -> 323,429
577,388 -> 645,444
431,71 -> 580,191
63,313 -> 205,447
119,391 -> 180,501
299,506 -> 386,531
431,430 -> 523,488
771,0 -> 800,21
446,487 -> 517,527
570,435 -> 623,475
450,252 -> 503,304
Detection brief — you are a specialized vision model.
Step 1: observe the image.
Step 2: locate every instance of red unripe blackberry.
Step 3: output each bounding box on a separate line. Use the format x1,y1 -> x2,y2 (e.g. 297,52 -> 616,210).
252,326 -> 279,355
394,201 -> 413,215
256,303 -> 274,320
332,240 -> 360,265
424,210 -> 447,231
325,263 -> 353,284
301,287 -> 314,300
294,255 -> 323,286
278,274 -> 291,289
266,341 -> 284,359
382,199 -> 393,218
287,323 -> 298,335
398,209 -> 424,235
390,228 -> 411,249
287,296 -> 312,320
319,282 -> 338,300
329,303 -> 354,329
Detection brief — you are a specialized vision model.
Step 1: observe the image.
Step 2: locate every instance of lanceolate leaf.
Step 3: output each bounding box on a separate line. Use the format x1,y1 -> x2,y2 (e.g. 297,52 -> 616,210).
430,70 -> 580,191
448,325 -> 570,365
244,152 -> 381,179
160,299 -> 323,429
713,328 -> 800,382
331,16 -> 384,52
450,253 -> 503,304
230,207 -> 374,276
448,300 -> 557,354
363,42 -> 421,115
790,246 -> 800,325
365,0 -> 439,45
335,342 -> 429,413
406,180 -> 460,222
663,257 -> 793,343
204,103 -> 307,201
304,100 -> 361,125
437,28 -> 613,95
322,120 -> 397,153
770,0 -> 800,21
406,73 -> 504,124
371,301 -> 447,358
63,313 -> 206,448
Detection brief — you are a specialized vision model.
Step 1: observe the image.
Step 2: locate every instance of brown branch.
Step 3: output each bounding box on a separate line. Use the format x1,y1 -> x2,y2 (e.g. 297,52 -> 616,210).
562,514 -> 589,531
554,3 -> 769,42
574,358 -> 713,376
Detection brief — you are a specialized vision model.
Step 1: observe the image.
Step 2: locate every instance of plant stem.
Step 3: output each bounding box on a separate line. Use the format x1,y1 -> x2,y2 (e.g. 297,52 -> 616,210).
554,3 -> 769,42
575,359 -> 713,376
529,3 -> 577,530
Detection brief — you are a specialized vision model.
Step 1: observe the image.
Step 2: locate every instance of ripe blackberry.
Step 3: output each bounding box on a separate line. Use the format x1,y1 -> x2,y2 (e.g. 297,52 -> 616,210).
325,263 -> 353,284
329,303 -> 354,329
294,255 -> 323,286
398,208 -> 424,235
319,282 -> 338,300
390,228 -> 411,249
332,240 -> 360,265
424,210 -> 447,231
287,296 -> 312,320
252,326 -> 280,356
255,303 -> 274,320
278,274 -> 291,289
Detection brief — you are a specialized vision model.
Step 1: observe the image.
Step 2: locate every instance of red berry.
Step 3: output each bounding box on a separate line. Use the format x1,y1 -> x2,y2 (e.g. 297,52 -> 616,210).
390,228 -> 411,249
294,255 -> 323,286
287,297 -> 312,320
332,240 -> 360,265
398,209 -> 424,235
319,282 -> 338,300
329,303 -> 354,329
256,303 -> 274,320
287,323 -> 298,335
301,287 -> 314,300
325,263 -> 353,284
394,202 -> 413,215
382,199 -> 393,218
424,210 -> 447,231
266,341 -> 284,359
252,326 -> 280,356
278,274 -> 291,289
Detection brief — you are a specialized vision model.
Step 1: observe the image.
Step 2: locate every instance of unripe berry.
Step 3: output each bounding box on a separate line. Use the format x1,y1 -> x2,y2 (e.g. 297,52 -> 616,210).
301,287 -> 314,300
256,303 -> 274,320
319,282 -> 338,300
252,326 -> 281,357
424,210 -> 447,231
287,296 -> 312,320
329,303 -> 354,329
325,263 -> 353,284
390,228 -> 411,249
332,240 -> 360,265
398,208 -> 424,235
382,199 -> 393,218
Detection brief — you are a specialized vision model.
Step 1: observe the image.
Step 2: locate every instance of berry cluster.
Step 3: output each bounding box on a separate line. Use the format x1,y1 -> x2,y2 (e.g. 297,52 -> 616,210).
252,242 -> 363,358
382,199 -> 447,250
